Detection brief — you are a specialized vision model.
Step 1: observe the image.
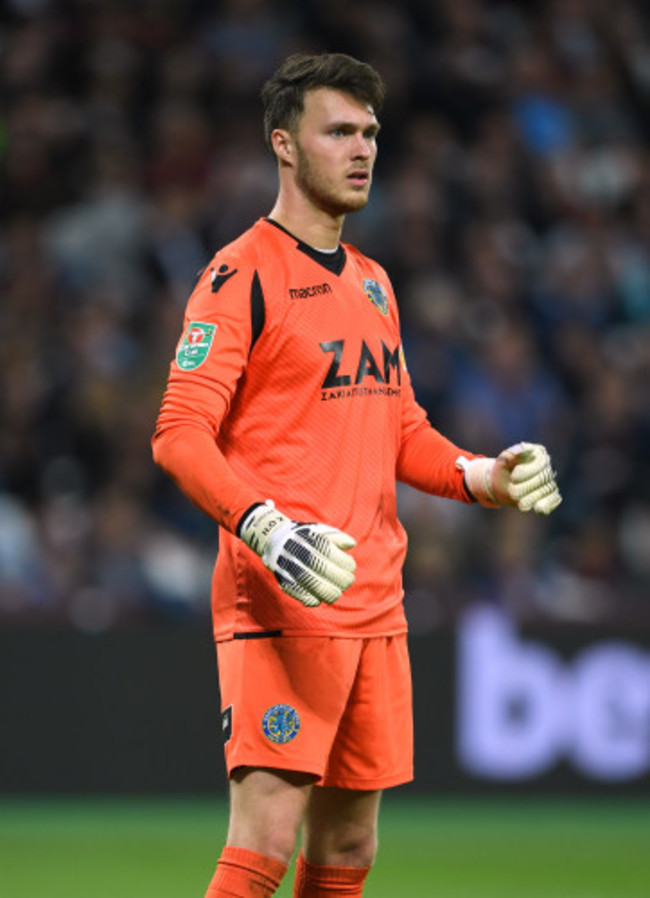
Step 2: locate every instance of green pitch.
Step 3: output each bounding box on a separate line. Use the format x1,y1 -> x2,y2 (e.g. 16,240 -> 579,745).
1,795 -> 648,897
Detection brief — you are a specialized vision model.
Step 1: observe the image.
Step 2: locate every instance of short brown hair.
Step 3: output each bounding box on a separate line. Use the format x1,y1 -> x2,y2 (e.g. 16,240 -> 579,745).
261,53 -> 385,149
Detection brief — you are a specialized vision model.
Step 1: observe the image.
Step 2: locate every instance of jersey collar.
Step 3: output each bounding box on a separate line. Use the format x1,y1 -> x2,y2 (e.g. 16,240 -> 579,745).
265,218 -> 347,276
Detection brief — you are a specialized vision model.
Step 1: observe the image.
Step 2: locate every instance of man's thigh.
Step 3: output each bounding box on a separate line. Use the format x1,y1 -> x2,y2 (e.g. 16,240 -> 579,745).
321,634 -> 413,790
217,635 -> 364,780
226,767 -> 314,859
216,634 -> 412,789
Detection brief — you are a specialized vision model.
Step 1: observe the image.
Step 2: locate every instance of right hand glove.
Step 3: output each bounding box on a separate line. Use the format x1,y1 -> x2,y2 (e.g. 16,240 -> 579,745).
456,442 -> 562,515
238,501 -> 357,607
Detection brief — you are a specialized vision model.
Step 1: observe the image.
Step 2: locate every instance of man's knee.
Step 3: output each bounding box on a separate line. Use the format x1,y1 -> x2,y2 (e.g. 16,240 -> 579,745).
325,819 -> 378,868
227,767 -> 314,865
302,787 -> 381,868
232,821 -> 299,866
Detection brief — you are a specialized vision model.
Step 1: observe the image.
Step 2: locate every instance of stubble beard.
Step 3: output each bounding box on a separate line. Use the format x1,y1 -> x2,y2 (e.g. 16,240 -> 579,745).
295,142 -> 371,217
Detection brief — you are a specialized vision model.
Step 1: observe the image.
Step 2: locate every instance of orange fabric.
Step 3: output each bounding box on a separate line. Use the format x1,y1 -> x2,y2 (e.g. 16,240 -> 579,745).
205,846 -> 287,897
293,854 -> 369,896
217,634 -> 413,790
151,423 -> 260,532
397,420 -> 476,497
152,218 -> 477,639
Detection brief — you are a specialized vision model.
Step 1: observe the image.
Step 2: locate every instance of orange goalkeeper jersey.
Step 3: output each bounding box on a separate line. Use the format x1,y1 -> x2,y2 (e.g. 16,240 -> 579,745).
153,218 -> 476,640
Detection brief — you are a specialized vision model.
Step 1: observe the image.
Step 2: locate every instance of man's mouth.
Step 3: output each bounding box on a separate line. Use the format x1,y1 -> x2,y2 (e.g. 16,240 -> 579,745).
347,170 -> 370,187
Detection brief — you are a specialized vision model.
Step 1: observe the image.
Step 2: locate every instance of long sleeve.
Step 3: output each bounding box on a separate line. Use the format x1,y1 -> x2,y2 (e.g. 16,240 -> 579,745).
152,250 -> 263,534
152,424 -> 260,534
396,418 -> 475,502
396,351 -> 476,502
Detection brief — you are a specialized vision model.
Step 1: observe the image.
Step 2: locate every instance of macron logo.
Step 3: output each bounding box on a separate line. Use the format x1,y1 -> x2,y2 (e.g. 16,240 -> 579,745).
289,282 -> 332,300
211,264 -> 238,293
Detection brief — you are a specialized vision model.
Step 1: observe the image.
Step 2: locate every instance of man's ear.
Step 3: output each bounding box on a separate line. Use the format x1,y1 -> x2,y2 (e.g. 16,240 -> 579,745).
271,129 -> 295,166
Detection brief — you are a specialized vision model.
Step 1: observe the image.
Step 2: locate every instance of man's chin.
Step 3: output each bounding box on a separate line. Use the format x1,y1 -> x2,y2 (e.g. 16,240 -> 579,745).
340,191 -> 370,213
315,188 -> 371,217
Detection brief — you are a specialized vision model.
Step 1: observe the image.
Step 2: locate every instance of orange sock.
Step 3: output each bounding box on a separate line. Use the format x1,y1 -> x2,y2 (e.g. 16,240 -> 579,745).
292,852 -> 370,896
205,845 -> 288,897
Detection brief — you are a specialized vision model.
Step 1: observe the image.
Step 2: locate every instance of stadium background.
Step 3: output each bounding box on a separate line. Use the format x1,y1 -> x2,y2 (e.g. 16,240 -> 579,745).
1,0 -> 650,895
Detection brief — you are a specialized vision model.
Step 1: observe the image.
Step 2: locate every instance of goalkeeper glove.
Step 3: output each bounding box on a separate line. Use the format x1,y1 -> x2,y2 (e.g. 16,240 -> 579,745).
456,442 -> 562,515
238,501 -> 356,607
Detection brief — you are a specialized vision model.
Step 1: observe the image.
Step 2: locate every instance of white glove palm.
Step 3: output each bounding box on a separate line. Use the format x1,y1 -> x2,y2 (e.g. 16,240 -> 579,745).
239,501 -> 356,607
457,442 -> 562,515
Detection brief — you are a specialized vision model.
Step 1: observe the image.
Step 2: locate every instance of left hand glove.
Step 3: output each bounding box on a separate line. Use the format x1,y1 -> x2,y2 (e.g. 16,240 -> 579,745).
456,442 -> 562,515
238,500 -> 356,606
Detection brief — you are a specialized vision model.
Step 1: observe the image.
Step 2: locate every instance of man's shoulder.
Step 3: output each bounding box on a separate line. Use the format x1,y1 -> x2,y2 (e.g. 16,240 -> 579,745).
342,242 -> 391,281
210,218 -> 271,267
187,221 -> 272,307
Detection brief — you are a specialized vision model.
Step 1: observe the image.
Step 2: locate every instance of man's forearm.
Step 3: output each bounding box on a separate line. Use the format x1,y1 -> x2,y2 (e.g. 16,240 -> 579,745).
152,424 -> 260,533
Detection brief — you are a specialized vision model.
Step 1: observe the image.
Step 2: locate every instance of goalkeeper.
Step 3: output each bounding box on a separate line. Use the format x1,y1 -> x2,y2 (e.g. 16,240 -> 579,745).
152,52 -> 561,898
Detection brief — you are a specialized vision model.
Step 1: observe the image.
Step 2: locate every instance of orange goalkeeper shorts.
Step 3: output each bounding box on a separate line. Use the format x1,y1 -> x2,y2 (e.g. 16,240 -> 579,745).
216,633 -> 413,790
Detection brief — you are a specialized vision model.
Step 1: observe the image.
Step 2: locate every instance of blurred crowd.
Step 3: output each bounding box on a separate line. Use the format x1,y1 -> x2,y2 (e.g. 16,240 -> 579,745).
2,0 -> 650,632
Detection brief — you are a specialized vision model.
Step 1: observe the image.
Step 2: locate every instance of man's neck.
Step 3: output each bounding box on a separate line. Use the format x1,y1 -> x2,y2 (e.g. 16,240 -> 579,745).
267,198 -> 344,251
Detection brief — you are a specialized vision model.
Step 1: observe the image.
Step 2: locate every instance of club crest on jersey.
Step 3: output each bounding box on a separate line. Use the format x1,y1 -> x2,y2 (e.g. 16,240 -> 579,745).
262,704 -> 301,744
363,278 -> 389,315
176,321 -> 217,371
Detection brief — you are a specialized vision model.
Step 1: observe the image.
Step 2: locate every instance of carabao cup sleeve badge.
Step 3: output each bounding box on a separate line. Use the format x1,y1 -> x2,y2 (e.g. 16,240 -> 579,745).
262,704 -> 301,744
176,321 -> 217,370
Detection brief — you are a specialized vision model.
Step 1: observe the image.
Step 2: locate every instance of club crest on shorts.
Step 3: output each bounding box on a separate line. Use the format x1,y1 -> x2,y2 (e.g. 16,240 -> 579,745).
262,704 -> 301,744
362,278 -> 389,316
176,321 -> 217,371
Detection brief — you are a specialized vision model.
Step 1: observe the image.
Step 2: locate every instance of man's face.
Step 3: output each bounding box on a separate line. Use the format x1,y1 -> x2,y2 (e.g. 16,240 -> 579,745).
291,87 -> 380,216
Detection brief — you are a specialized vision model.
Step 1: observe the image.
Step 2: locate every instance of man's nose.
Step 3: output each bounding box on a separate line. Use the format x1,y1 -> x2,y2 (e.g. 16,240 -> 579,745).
352,133 -> 372,157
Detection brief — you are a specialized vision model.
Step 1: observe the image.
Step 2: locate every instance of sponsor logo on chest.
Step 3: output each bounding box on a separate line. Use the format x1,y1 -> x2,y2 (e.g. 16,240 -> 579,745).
319,338 -> 405,401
